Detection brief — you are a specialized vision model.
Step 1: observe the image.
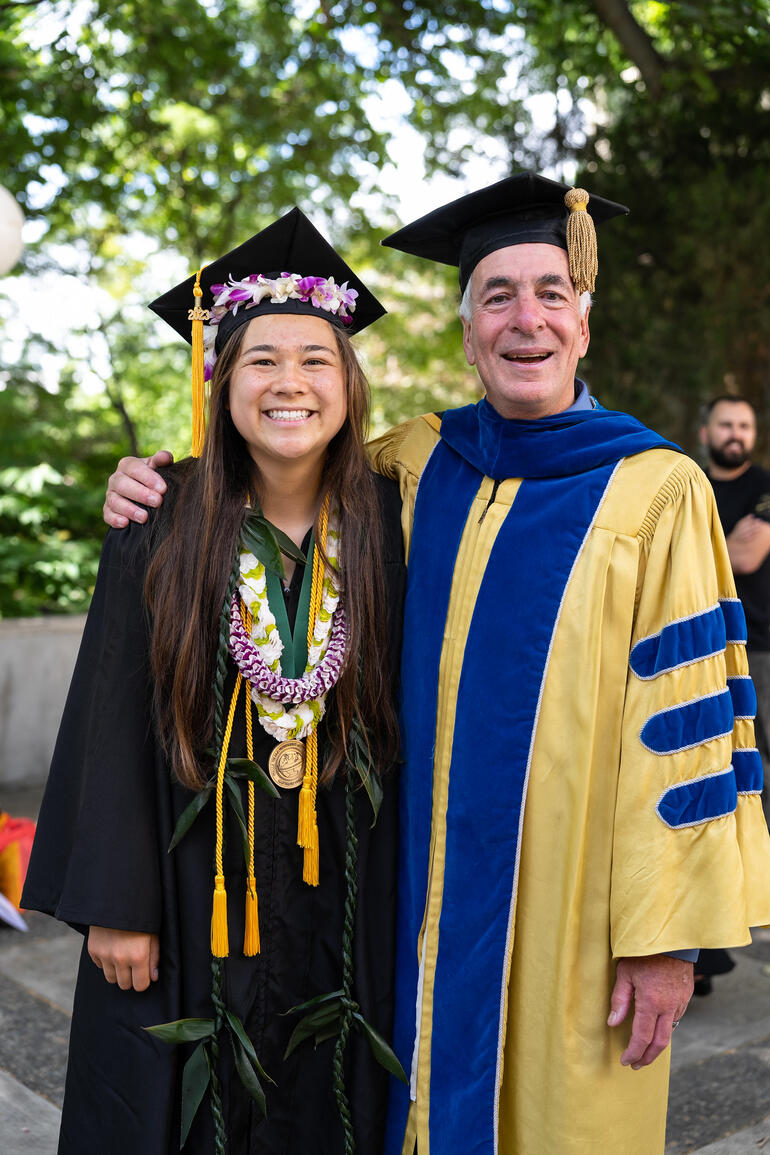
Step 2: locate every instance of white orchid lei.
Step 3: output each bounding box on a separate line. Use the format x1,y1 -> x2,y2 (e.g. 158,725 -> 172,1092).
202,273 -> 358,381
230,516 -> 345,741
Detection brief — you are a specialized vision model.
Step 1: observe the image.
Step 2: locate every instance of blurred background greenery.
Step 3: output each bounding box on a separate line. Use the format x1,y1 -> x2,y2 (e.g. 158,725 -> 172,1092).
2,0 -> 769,615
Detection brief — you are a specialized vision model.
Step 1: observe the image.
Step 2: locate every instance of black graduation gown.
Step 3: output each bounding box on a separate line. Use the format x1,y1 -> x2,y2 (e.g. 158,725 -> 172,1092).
22,473 -> 406,1155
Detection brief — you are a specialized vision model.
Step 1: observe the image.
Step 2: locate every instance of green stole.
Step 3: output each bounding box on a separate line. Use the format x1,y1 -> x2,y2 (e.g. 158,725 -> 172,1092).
263,532 -> 315,677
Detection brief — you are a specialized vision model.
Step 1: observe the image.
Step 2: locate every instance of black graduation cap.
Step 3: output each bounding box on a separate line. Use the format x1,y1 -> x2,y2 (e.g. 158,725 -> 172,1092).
150,206 -> 385,349
381,171 -> 629,292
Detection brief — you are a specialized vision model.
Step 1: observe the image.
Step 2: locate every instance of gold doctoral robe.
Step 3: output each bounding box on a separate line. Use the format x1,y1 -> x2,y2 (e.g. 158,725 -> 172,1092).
371,406 -> 770,1155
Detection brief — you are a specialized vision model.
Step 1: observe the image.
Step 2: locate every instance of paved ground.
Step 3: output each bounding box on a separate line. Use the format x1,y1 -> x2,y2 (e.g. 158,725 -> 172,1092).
1,785 -> 769,1153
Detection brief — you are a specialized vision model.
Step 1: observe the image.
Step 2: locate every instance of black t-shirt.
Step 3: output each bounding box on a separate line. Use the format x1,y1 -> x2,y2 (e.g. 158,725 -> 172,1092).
708,464 -> 770,650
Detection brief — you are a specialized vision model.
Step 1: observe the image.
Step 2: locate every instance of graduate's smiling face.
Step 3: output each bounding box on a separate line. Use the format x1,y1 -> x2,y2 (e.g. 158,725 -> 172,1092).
462,243 -> 590,420
227,312 -> 348,472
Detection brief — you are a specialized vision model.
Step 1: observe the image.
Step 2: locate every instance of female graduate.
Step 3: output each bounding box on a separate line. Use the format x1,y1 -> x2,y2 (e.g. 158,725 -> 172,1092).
22,209 -> 406,1155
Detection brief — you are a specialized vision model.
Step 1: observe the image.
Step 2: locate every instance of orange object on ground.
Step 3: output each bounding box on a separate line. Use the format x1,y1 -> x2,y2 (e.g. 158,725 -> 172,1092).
0,811 -> 36,908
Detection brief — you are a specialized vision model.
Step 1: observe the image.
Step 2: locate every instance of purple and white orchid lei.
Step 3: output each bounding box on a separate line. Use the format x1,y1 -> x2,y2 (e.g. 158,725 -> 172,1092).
203,272 -> 358,381
229,590 -> 347,705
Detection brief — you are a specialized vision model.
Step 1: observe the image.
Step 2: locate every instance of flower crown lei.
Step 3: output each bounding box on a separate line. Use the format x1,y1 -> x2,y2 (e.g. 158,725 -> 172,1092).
202,273 -> 359,381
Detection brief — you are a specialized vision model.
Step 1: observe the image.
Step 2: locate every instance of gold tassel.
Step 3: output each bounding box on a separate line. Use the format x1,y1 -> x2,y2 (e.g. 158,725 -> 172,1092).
243,646 -> 260,955
243,875 -> 260,956
210,671 -> 242,958
211,874 -> 230,957
297,765 -> 316,848
564,188 -> 597,295
188,267 -> 210,457
302,821 -> 319,886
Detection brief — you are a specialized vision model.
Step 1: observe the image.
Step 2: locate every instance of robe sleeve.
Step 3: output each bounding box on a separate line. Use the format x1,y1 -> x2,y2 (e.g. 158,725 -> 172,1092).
21,518 -> 164,934
610,457 -> 770,957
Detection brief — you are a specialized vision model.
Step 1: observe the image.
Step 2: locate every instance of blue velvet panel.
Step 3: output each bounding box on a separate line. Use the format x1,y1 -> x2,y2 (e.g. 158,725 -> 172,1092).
720,598 -> 748,644
727,676 -> 757,719
629,606 -> 725,680
657,769 -> 737,828
386,435 -> 616,1155
640,689 -> 734,755
733,747 -> 764,793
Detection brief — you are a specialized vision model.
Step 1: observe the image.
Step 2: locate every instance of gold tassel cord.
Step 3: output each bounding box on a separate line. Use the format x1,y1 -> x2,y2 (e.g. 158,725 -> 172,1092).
188,267 -> 210,458
211,671 -> 243,958
563,188 -> 597,295
243,608 -> 260,957
297,497 -> 330,886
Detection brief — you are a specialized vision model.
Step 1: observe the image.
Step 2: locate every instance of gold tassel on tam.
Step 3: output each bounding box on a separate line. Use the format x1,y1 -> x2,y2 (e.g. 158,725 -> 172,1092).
296,497 -> 330,886
564,188 -> 598,295
243,643 -> 260,956
188,267 -> 210,457
211,670 -> 243,957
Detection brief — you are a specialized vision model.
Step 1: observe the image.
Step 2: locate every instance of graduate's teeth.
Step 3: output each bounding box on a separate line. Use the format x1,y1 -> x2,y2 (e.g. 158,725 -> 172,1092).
266,409 -> 312,421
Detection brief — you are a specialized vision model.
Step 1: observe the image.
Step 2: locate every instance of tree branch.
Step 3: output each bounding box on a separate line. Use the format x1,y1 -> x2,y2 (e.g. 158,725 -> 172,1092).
0,0 -> 48,10
589,0 -> 667,98
105,383 -> 140,457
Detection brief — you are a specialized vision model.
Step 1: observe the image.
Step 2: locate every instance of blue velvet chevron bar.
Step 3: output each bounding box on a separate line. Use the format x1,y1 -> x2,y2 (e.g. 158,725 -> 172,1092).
630,606 -> 726,680
727,676 -> 757,719
720,598 -> 748,644
656,768 -> 737,828
640,690 -> 734,755
733,747 -> 764,793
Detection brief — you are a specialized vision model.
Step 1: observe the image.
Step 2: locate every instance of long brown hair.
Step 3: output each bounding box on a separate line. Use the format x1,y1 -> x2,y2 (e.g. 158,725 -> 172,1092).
145,317 -> 399,790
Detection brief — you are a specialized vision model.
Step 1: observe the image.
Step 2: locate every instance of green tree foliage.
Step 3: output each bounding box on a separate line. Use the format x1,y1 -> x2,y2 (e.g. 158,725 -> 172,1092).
1,0 -> 769,614
1,0 -> 514,615
496,1 -> 770,451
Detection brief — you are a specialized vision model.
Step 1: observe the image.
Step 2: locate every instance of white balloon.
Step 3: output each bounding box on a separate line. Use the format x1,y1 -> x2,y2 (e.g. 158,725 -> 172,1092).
0,185 -> 25,276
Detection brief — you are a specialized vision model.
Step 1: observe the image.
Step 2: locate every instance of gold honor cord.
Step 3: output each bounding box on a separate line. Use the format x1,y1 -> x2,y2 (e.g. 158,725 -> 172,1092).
211,603 -> 262,959
243,609 -> 260,956
211,668 -> 243,958
297,496 -> 331,886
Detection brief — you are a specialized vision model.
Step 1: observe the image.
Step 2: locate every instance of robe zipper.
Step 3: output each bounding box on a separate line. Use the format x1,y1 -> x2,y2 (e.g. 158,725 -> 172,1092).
478,479 -> 501,525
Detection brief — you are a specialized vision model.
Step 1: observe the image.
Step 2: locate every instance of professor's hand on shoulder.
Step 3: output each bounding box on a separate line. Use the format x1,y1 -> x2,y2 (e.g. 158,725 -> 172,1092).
103,450 -> 173,528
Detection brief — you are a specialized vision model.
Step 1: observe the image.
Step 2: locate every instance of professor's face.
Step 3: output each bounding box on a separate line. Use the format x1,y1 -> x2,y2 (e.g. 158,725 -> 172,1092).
462,243 -> 590,420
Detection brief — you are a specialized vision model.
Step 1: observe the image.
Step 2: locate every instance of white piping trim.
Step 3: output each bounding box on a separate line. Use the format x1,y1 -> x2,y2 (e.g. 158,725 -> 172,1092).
655,766 -> 736,829
639,688 -> 733,755
409,932 -> 428,1102
492,460 -> 621,1151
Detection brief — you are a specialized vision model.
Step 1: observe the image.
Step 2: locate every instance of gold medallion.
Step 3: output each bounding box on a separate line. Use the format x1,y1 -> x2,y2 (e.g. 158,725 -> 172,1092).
268,739 -> 306,789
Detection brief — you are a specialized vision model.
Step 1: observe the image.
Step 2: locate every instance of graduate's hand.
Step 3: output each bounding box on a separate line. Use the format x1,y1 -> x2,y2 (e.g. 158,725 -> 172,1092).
608,955 -> 693,1069
88,926 -> 161,992
103,450 -> 173,528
